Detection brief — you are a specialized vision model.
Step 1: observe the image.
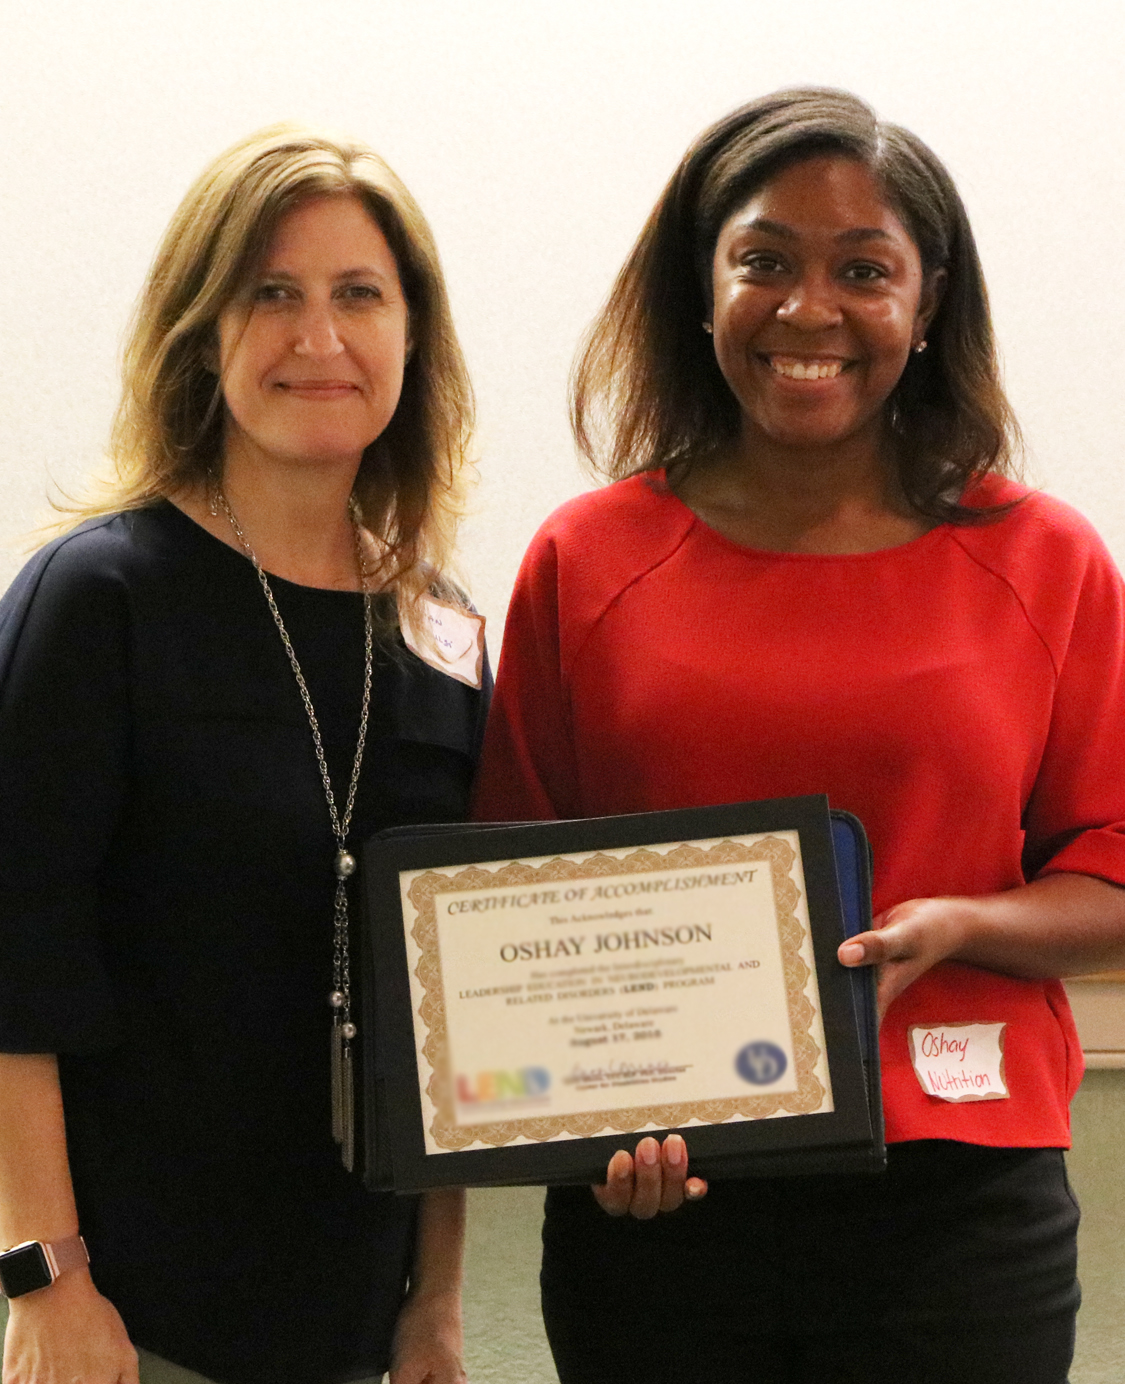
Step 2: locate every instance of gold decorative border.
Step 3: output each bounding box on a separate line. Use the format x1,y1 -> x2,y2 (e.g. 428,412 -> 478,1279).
406,836 -> 827,1150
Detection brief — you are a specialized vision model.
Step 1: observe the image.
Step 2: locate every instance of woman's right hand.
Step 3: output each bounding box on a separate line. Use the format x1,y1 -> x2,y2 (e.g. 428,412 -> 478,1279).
592,1133 -> 708,1218
3,1270 -> 138,1384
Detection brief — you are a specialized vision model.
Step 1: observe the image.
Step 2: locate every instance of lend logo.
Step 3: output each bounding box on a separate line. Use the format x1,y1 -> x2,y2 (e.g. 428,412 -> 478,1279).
456,1067 -> 551,1104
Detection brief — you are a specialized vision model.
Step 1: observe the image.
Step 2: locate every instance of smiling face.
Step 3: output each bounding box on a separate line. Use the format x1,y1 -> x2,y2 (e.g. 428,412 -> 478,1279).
708,155 -> 942,461
217,194 -> 410,474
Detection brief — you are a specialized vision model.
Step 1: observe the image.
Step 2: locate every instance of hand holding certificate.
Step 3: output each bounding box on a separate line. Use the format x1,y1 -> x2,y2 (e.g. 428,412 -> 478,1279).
361,795 -> 882,1190
595,1133 -> 708,1217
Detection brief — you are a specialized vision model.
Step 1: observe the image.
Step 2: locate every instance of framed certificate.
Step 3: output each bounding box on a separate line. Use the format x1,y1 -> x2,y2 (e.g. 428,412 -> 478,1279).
360,795 -> 882,1191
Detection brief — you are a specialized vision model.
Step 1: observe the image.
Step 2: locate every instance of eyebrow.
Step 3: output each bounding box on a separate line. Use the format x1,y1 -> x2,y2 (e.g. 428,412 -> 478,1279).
258,266 -> 390,281
737,217 -> 894,245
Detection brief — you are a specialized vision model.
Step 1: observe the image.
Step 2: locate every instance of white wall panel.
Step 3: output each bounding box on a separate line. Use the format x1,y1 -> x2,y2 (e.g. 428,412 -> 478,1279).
1,0 -> 1122,637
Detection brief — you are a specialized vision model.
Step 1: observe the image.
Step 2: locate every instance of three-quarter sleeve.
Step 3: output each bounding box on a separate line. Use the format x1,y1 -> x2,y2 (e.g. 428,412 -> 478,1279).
0,532 -> 130,1052
1022,524 -> 1125,885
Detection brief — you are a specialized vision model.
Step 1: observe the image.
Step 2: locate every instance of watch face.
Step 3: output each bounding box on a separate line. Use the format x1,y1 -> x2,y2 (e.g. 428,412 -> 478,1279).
0,1242 -> 52,1297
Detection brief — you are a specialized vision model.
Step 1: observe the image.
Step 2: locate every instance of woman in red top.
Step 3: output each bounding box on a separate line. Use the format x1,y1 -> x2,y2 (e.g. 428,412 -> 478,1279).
473,88 -> 1125,1383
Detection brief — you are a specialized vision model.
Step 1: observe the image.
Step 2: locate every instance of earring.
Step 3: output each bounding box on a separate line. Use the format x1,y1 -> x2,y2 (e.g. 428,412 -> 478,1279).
913,340 -> 928,354
702,322 -> 713,335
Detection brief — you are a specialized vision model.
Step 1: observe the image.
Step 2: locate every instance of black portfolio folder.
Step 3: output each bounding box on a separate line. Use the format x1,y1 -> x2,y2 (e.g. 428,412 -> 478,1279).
361,795 -> 884,1192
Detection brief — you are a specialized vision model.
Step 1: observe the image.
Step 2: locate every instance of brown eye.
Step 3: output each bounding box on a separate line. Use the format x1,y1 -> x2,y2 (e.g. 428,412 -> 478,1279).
742,253 -> 787,275
338,283 -> 382,302
843,262 -> 887,283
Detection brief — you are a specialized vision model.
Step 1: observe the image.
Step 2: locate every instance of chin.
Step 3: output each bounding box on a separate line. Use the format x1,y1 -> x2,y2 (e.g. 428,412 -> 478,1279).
753,408 -> 878,452
761,426 -> 858,451
277,439 -> 373,468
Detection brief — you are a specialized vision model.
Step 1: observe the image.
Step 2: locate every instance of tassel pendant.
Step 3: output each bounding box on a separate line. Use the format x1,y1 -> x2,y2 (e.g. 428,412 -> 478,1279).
340,1039 -> 355,1173
330,1006 -> 357,1170
331,1018 -> 345,1145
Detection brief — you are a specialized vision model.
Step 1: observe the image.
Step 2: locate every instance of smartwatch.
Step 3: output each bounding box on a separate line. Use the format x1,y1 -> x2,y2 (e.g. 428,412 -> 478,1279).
0,1235 -> 89,1298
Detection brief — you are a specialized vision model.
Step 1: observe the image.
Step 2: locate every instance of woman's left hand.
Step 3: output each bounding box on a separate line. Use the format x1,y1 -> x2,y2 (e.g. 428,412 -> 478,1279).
838,875 -> 1125,1023
837,896 -> 969,1021
389,1289 -> 467,1384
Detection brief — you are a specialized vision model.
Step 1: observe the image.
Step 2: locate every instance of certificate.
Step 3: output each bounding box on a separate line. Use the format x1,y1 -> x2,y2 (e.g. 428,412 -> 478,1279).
361,796 -> 882,1190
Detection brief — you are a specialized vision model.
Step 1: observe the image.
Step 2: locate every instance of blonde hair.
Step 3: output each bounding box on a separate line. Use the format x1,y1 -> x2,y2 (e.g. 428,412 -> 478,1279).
68,124 -> 474,598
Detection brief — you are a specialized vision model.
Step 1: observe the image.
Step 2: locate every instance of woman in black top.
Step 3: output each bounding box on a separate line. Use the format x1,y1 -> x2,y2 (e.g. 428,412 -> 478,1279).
0,126 -> 486,1384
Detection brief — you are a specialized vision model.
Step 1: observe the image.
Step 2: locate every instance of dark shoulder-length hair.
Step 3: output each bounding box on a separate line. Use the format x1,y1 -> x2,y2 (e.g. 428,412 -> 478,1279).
571,87 -> 1020,521
62,124 -> 473,600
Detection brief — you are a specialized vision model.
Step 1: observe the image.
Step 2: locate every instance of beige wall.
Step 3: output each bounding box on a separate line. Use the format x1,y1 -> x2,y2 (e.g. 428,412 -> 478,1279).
2,0 -> 1123,635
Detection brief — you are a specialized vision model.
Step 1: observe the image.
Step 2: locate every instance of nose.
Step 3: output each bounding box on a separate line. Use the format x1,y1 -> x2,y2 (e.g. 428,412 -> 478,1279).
293,301 -> 345,360
775,272 -> 843,331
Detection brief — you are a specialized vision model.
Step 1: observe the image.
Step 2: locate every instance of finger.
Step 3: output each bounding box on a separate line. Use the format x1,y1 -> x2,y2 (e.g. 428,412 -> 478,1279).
628,1136 -> 663,1219
838,937 -> 869,966
592,1148 -> 634,1216
877,967 -> 913,1022
658,1133 -> 688,1212
875,955 -> 934,1021
839,925 -> 911,968
838,928 -> 887,966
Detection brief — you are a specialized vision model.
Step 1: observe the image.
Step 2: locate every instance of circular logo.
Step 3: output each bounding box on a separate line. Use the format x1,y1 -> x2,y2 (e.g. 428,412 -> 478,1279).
736,1041 -> 787,1085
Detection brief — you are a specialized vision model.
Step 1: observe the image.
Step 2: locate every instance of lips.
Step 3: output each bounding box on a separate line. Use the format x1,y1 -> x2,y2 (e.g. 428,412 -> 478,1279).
275,380 -> 361,397
763,356 -> 848,380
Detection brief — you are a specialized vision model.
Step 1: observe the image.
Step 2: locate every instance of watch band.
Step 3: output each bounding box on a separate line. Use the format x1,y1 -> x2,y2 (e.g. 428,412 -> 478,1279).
0,1235 -> 89,1298
41,1235 -> 89,1278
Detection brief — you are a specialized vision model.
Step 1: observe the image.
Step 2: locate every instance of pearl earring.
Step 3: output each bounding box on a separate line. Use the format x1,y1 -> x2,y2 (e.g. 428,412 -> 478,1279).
702,322 -> 713,334
913,340 -> 928,354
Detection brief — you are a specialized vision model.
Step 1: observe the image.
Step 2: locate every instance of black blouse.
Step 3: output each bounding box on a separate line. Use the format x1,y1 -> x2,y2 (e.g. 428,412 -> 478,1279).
0,502 -> 490,1384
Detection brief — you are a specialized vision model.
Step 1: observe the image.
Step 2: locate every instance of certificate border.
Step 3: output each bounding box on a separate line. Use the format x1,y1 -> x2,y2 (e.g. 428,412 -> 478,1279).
408,833 -> 829,1150
362,795 -> 880,1190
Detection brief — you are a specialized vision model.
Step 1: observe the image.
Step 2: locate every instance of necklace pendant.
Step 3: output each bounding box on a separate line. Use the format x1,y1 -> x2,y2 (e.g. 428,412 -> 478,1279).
334,850 -> 357,880
331,1019 -> 344,1143
340,1040 -> 355,1172
330,1017 -> 356,1171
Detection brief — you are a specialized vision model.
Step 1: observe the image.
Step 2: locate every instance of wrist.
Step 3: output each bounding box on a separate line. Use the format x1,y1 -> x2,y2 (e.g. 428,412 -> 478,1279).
944,895 -> 991,964
0,1234 -> 88,1301
6,1264 -> 97,1318
403,1281 -> 462,1310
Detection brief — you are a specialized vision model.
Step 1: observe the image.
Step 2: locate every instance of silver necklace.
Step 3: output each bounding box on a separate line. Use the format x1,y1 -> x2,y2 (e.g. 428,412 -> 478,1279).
214,487 -> 372,1172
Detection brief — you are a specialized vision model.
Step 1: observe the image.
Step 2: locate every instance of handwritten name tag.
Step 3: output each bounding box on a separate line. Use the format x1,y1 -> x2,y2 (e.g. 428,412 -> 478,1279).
908,1022 -> 1009,1102
400,595 -> 485,689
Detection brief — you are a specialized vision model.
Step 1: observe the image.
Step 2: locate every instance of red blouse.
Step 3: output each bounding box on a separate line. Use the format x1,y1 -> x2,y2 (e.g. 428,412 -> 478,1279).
473,473 -> 1125,1147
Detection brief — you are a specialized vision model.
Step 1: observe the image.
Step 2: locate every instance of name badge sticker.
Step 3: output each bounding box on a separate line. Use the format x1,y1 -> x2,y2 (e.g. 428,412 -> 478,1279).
400,596 -> 485,689
908,1022 -> 1009,1102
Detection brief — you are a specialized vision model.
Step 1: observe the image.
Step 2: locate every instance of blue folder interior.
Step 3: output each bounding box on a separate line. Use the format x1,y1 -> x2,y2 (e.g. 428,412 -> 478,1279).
830,815 -> 865,940
830,813 -> 877,1060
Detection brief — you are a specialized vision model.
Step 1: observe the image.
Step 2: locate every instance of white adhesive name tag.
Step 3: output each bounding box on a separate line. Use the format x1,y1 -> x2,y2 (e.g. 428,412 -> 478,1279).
400,595 -> 485,689
908,1022 -> 1009,1102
